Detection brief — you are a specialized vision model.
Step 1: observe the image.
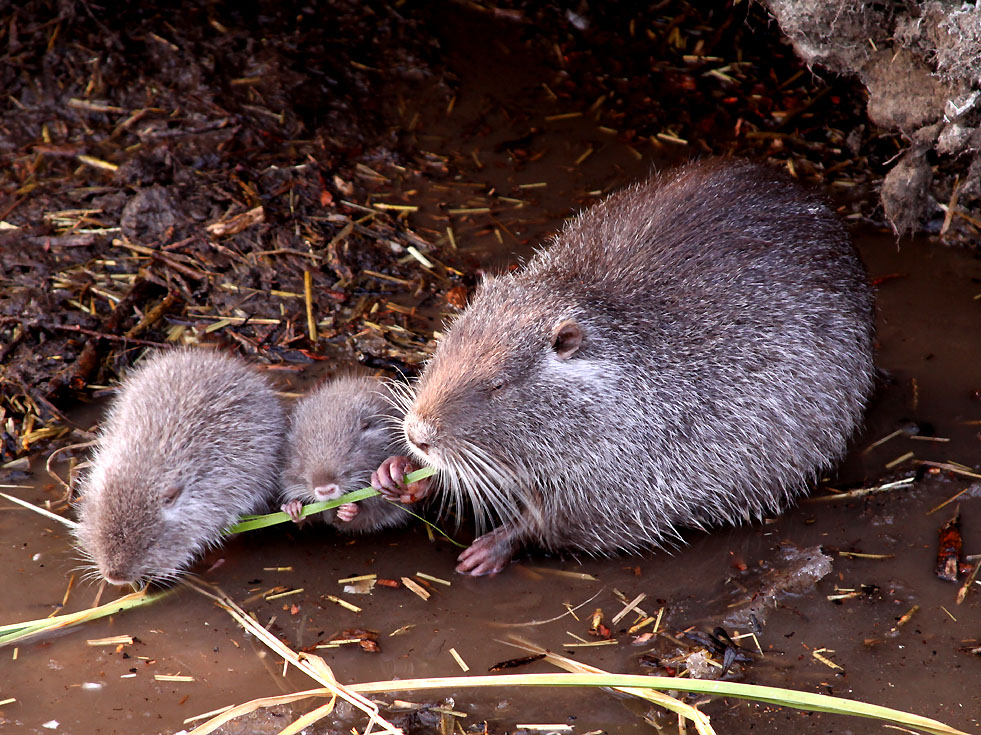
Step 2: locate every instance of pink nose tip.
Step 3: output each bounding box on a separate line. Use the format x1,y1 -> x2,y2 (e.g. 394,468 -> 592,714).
103,568 -> 137,586
406,419 -> 435,456
314,484 -> 343,501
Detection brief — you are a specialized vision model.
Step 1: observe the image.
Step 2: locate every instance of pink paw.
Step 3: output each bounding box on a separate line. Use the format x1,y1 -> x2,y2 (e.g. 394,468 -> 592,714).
372,455 -> 433,504
335,502 -> 359,523
455,527 -> 514,576
281,500 -> 305,524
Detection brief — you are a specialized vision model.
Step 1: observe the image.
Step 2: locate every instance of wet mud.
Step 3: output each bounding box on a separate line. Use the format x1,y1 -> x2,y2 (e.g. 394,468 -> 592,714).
2,2 -> 980,735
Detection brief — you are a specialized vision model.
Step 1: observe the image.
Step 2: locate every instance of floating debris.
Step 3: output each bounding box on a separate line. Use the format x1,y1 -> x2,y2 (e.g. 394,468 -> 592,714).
936,511 -> 964,583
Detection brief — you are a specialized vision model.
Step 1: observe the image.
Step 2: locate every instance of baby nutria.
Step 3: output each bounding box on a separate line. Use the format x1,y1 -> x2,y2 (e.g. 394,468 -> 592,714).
374,158 -> 876,575
74,348 -> 286,586
279,375 -> 422,533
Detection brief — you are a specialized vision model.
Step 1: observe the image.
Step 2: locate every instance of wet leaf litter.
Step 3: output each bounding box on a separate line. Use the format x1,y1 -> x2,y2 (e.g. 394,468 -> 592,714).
1,1 -> 980,734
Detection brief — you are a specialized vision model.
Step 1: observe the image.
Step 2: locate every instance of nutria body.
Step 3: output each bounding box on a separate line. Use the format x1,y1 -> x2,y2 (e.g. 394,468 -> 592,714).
376,159 -> 876,575
75,348 -> 286,585
280,376 -> 418,533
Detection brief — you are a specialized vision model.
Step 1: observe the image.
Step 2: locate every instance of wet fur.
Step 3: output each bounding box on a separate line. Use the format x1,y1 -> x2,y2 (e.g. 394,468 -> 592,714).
401,159 -> 876,559
280,376 -> 409,533
74,348 -> 286,585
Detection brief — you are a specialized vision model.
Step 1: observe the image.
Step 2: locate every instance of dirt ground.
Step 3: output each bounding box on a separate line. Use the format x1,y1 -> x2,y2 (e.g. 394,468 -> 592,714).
1,2 -> 980,734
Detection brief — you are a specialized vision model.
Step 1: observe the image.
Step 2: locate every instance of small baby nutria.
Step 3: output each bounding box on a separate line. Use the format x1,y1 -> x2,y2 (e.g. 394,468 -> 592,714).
374,159 -> 876,575
75,348 -> 286,586
280,375 -> 420,533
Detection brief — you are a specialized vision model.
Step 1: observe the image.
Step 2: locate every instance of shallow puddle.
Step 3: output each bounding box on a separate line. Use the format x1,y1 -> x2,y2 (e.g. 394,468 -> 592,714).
3,5 -> 981,734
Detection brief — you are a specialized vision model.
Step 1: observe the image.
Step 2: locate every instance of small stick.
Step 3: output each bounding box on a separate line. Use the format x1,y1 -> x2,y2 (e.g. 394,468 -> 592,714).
891,604 -> 919,632
806,477 -> 914,502
861,428 -> 905,454
448,648 -> 470,672
416,572 -> 451,586
51,324 -> 170,349
51,575 -> 76,619
124,291 -> 179,339
303,270 -> 317,342
885,451 -> 914,469
0,492 -> 76,528
264,588 -> 304,601
401,577 -> 430,601
811,648 -> 843,672
956,559 -> 980,605
611,593 -> 647,625
87,635 -> 134,646
940,175 -> 960,237
324,595 -> 361,613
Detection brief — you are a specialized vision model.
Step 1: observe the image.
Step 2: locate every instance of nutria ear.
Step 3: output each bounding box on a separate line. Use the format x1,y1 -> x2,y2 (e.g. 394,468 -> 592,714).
551,319 -> 583,359
162,485 -> 183,505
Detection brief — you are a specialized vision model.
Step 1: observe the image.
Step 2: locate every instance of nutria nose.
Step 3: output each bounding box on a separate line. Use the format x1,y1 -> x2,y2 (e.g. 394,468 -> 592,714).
405,417 -> 435,456
103,567 -> 137,586
314,483 -> 343,501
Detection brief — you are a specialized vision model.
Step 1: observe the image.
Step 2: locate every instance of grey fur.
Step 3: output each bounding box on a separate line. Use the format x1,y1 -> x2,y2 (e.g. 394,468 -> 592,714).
74,348 -> 286,585
281,376 -> 409,533
399,159 -> 876,565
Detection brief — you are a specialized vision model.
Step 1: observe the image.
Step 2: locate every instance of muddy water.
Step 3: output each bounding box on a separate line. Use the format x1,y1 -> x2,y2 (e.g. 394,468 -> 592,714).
4,9 -> 981,735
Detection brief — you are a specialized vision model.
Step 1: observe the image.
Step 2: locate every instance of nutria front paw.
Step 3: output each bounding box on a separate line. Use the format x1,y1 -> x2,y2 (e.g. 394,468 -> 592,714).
281,500 -> 305,524
335,502 -> 359,523
456,527 -> 515,576
372,455 -> 433,504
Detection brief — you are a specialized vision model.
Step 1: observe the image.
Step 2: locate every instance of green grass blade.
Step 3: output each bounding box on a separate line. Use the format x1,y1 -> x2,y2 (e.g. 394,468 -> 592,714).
0,588 -> 170,647
224,466 -> 437,535
346,673 -> 968,735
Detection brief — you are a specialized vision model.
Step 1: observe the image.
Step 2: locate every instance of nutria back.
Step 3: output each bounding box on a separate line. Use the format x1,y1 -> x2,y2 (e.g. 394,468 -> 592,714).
74,348 -> 286,585
400,159 -> 876,570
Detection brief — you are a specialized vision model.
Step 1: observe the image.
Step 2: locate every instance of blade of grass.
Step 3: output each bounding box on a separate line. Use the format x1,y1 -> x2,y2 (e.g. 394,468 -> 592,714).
503,637 -> 714,734
0,588 -> 168,647
224,466 -> 438,535
226,487 -> 381,533
346,673 -> 967,735
182,579 -> 401,735
0,491 -> 77,528
184,689 -> 336,735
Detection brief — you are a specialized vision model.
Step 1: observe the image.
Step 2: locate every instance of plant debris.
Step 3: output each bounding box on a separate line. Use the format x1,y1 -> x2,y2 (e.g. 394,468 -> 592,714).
936,510 -> 964,582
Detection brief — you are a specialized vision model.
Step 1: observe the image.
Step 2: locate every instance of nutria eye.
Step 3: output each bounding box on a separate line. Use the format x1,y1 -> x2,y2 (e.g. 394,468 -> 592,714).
489,378 -> 505,393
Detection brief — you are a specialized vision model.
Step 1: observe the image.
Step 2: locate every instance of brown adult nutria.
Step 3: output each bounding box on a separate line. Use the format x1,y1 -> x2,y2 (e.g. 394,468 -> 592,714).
374,159 -> 876,575
74,348 -> 286,586
280,375 -> 420,533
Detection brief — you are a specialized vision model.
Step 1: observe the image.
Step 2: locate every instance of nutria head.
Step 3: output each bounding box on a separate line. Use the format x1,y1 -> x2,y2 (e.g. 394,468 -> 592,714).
281,376 -> 398,509
397,275 -> 603,531
73,348 -> 286,586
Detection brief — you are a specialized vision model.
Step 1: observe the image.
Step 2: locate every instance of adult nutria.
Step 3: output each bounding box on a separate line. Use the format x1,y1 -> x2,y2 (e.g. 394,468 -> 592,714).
74,348 -> 287,586
374,159 -> 876,575
280,375 -> 422,533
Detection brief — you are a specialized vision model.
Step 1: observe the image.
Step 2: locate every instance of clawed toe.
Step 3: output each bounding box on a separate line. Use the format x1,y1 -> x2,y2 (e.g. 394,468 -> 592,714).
281,500 -> 305,524
373,455 -> 433,504
335,502 -> 359,523
455,528 -> 514,576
